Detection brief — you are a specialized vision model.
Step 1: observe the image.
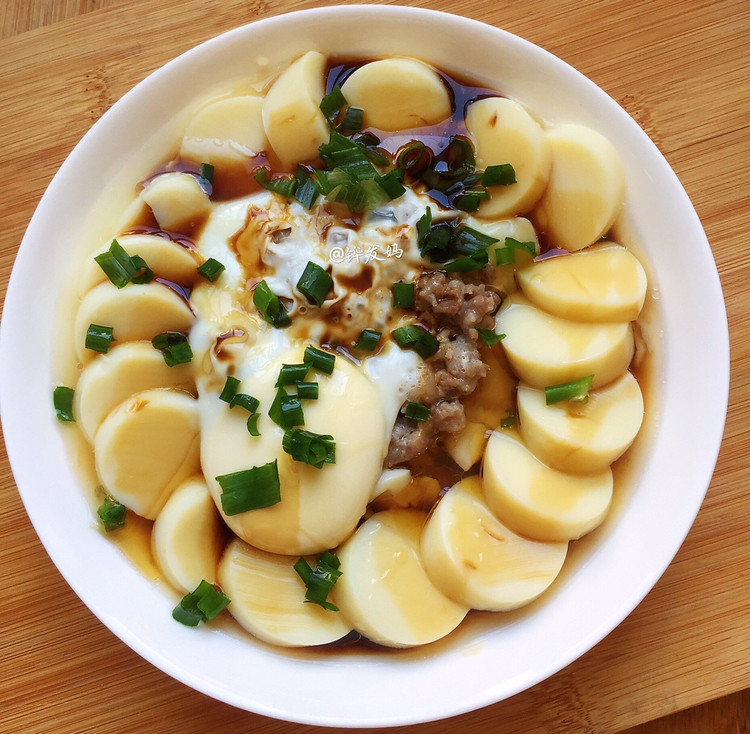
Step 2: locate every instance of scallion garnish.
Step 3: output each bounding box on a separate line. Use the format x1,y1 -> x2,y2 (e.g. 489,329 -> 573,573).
495,237 -> 537,266
197,257 -> 225,282
219,375 -> 240,404
216,460 -> 281,515
295,381 -> 319,400
230,392 -> 260,413
443,249 -> 489,272
253,280 -> 290,328
85,323 -> 114,354
545,375 -> 595,405
246,413 -> 261,437
53,386 -> 75,422
94,239 -> 153,288
275,363 -> 311,387
129,255 -> 154,284
376,168 -> 406,199
97,495 -> 126,532
151,332 -> 193,367
397,141 -> 432,177
482,163 -> 517,187
392,325 -> 439,359
303,345 -> 336,375
339,105 -> 364,134
294,552 -> 342,611
268,387 -> 305,429
500,409 -> 516,429
293,166 -> 321,210
354,328 -> 381,351
282,428 -> 336,469
254,167 -> 295,198
404,402 -> 430,422
172,580 -> 230,627
320,85 -> 348,120
392,281 -> 415,308
477,329 -> 506,347
199,162 -> 215,184
297,261 -> 333,307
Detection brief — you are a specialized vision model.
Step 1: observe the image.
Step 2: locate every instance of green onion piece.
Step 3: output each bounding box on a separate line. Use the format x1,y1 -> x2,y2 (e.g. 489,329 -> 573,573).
500,409 -> 516,429
397,141 -> 432,176
392,325 -> 439,359
419,221 -> 454,262
53,386 -> 75,422
444,249 -> 489,272
254,167 -> 295,198
377,168 -> 406,199
94,239 -> 139,288
319,130 -> 377,180
216,460 -> 281,515
453,225 -> 499,255
339,105 -> 364,134
404,402 -> 430,422
294,553 -> 342,611
293,166 -> 321,210
303,345 -> 336,374
416,207 -> 433,247
477,329 -> 506,347
453,188 -> 491,212
130,255 -> 154,284
85,323 -> 114,354
151,332 -> 193,367
219,375 -> 240,404
275,363 -> 311,387
495,237 -> 537,266
253,280 -> 290,328
354,328 -> 381,351
282,428 -> 336,469
172,580 -> 231,627
268,387 -> 305,429
296,261 -> 333,307
97,495 -> 126,532
320,85 -> 347,119
295,381 -> 319,400
482,163 -> 516,187
230,393 -> 260,413
197,257 -> 225,282
199,162 -> 215,183
246,413 -> 261,437
392,281 -> 415,308
545,375 -> 595,405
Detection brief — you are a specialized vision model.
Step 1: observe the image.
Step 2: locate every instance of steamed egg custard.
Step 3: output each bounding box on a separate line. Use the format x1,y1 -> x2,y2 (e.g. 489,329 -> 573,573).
58,51 -> 650,649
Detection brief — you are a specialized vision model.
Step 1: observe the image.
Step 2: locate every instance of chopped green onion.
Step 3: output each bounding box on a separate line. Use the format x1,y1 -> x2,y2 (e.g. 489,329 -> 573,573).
416,207 -> 433,246
293,166 -> 321,210
197,257 -> 225,282
230,393 -> 260,413
354,328 -> 381,351
444,249 -> 489,272
85,323 -> 114,354
219,375 -> 240,404
392,281 -> 415,308
453,188 -> 490,212
97,495 -> 126,532
53,386 -> 75,422
477,329 -> 506,347
275,363 -> 311,387
482,163 -> 516,187
319,130 -> 377,180
151,332 -> 193,367
282,429 -> 336,469
129,255 -> 154,284
199,162 -> 215,183
392,325 -> 439,359
94,239 -> 151,288
254,167 -> 295,198
295,381 -> 319,400
216,460 -> 281,515
339,105 -> 364,134
495,237 -> 537,266
500,409 -> 516,429
404,402 -> 430,422
268,387 -> 305,429
297,261 -> 333,307
294,552 -> 342,611
172,580 -> 230,627
320,85 -> 348,119
453,225 -> 499,255
545,375 -> 595,405
303,345 -> 336,375
253,280 -> 290,328
397,141 -> 432,176
376,168 -> 406,199
246,413 -> 261,436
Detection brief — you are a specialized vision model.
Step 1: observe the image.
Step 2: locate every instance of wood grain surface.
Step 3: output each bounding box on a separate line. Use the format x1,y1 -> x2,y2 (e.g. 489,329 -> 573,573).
1,1 -> 748,732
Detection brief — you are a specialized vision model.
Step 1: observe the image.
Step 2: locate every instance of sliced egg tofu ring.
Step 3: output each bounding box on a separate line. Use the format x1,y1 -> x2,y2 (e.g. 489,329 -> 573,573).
333,509 -> 469,648
496,294 -> 634,389
74,341 -> 195,442
516,244 -> 648,323
94,388 -> 201,520
482,429 -> 613,541
517,371 -> 645,475
74,280 -> 195,364
421,476 -> 568,610
201,347 -> 387,556
218,537 -> 353,647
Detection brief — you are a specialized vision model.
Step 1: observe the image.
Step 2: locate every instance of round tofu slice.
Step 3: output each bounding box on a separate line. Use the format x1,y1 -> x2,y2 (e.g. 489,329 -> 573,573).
533,123 -> 625,251
482,430 -> 613,541
466,97 -> 551,218
94,389 -> 201,519
262,51 -> 330,169
201,348 -> 386,556
141,172 -> 212,232
218,537 -> 352,647
341,57 -> 452,131
421,476 -> 568,610
333,509 -> 468,647
516,244 -> 647,322
517,371 -> 645,474
496,294 -> 634,389
74,341 -> 195,441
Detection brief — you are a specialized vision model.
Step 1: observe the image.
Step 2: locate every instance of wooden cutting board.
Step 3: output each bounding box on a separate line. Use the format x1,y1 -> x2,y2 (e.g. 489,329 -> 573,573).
1,1 -> 748,732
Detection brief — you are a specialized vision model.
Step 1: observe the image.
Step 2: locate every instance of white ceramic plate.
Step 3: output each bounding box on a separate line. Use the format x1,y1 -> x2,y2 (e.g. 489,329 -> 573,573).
0,5 -> 729,726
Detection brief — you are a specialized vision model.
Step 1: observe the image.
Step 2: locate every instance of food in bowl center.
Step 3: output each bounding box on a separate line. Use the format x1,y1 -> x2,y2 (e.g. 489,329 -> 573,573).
54,50 -> 648,649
